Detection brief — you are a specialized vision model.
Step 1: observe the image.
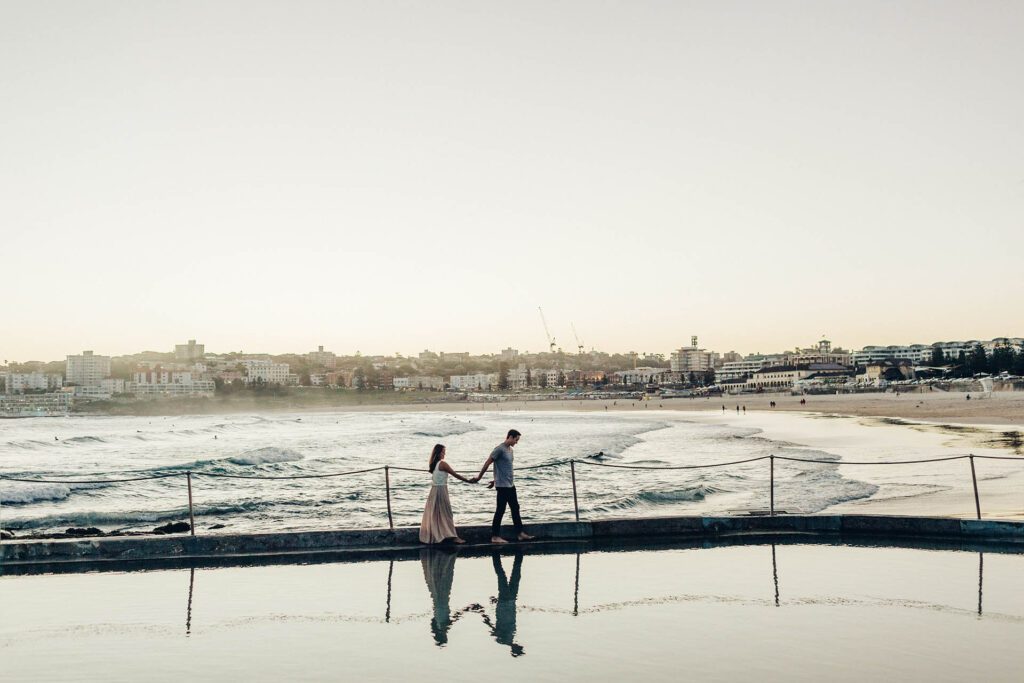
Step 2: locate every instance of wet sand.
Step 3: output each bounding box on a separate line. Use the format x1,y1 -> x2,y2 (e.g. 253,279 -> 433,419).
350,391 -> 1024,428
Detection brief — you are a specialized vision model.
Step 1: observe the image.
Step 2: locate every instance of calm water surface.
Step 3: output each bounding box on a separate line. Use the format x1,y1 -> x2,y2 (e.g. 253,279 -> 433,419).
3,540 -> 1022,681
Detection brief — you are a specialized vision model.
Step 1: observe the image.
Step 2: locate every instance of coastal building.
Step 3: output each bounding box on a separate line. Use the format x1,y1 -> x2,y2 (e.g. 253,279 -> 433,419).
861,360 -> 916,385
131,367 -> 215,397
393,375 -> 444,390
307,345 -> 337,369
670,339 -> 718,374
851,344 -> 933,365
72,378 -> 126,399
779,340 -> 851,367
501,348 -> 519,363
717,360 -> 767,382
508,365 -> 527,390
66,351 -> 111,387
0,392 -> 72,417
614,367 -> 670,385
440,352 -> 470,364
3,372 -> 63,394
174,339 -> 205,361
450,373 -> 497,391
745,366 -> 814,390
241,360 -> 291,384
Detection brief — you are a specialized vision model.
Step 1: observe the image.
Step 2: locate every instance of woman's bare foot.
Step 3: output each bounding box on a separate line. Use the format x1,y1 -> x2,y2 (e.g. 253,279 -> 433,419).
490,536 -> 508,544
452,537 -> 466,544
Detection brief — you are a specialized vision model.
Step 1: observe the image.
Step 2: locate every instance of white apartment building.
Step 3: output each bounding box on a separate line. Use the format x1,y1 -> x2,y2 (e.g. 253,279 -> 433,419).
450,373 -> 497,391
131,368 -> 215,397
241,360 -> 291,384
72,378 -> 126,399
528,368 -> 563,388
670,346 -> 718,374
131,381 -> 215,397
851,345 -> 933,365
716,360 -> 767,382
0,392 -> 72,417
175,339 -> 205,361
3,372 -> 63,394
66,351 -> 111,386
393,375 -> 444,390
508,365 -> 529,390
614,367 -> 669,385
307,345 -> 337,369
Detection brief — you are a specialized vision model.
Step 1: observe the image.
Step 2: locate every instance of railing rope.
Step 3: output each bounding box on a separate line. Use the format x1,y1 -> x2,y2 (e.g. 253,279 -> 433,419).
969,454 -> 982,520
2,452 -> 1019,535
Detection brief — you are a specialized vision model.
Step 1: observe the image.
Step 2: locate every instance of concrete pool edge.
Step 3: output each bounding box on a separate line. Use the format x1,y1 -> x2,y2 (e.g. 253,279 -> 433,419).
3,515 -> 1024,567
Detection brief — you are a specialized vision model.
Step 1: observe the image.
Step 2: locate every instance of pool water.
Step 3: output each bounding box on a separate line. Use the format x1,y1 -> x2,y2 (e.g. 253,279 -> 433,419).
2,539 -> 1022,681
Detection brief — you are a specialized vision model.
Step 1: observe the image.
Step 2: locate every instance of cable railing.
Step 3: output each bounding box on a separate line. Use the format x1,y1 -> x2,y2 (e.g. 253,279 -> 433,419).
1,453 -> 1021,539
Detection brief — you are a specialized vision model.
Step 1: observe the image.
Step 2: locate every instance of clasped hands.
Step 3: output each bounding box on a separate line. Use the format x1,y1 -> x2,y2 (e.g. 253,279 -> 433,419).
468,476 -> 495,488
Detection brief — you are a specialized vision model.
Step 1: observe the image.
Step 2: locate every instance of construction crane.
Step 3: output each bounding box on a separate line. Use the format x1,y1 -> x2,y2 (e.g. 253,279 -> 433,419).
538,307 -> 557,353
571,323 -> 585,355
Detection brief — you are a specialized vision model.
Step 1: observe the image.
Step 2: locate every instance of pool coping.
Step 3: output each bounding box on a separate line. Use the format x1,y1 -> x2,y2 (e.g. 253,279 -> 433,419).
3,514 -> 1023,568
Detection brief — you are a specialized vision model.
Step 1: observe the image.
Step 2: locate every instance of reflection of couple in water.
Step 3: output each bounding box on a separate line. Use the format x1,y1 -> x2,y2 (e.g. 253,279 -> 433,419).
420,429 -> 535,545
420,549 -> 526,657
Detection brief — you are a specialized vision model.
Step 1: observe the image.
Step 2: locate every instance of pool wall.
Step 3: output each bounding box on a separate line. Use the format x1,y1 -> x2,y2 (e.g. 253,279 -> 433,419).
3,515 -> 1024,567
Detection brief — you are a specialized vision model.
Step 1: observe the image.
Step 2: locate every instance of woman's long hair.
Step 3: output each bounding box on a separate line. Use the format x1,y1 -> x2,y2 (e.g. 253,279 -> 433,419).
428,443 -> 445,473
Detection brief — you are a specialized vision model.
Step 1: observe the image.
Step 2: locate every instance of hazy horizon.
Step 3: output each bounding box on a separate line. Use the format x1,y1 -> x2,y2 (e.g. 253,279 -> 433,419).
4,1 -> 1022,362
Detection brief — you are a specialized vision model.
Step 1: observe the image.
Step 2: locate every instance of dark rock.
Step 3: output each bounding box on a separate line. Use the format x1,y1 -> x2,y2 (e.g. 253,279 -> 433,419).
208,524 -> 226,530
65,527 -> 103,537
153,521 -> 191,535
0,529 -> 15,540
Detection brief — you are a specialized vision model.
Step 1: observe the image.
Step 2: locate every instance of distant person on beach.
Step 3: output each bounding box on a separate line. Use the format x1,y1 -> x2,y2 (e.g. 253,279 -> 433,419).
476,429 -> 534,544
419,444 -> 478,545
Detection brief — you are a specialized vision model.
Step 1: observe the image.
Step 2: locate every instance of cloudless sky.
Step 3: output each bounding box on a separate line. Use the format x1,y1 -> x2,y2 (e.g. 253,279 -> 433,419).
3,1 -> 1022,361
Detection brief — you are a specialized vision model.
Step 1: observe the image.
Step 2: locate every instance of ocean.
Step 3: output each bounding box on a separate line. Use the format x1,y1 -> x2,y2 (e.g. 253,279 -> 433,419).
1,410 -> 1021,535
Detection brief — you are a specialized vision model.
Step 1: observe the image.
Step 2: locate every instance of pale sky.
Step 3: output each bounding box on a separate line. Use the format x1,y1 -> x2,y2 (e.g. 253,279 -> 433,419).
3,1 -> 1022,362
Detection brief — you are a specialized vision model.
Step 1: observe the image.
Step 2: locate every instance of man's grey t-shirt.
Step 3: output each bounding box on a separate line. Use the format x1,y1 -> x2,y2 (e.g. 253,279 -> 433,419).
491,443 -> 514,488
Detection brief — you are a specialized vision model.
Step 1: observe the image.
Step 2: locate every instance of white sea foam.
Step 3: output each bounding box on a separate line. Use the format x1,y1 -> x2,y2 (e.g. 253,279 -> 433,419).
227,447 -> 304,466
0,483 -> 72,505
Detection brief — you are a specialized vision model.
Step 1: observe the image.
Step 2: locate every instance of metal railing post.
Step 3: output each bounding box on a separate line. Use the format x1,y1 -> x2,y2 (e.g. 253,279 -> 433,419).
769,455 -> 775,517
186,472 -> 196,536
384,466 -> 394,530
969,454 -> 981,520
570,460 -> 580,522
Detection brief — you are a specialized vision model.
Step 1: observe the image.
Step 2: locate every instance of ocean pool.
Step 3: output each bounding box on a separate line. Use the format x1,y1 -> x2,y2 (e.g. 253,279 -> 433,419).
2,537 -> 1023,681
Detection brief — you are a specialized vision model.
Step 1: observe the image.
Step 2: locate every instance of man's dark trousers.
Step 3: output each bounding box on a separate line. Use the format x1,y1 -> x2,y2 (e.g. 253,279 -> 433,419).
492,486 -> 523,537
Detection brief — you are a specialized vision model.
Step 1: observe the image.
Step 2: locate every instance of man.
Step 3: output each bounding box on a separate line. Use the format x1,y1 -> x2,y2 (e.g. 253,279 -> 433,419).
477,429 -> 534,544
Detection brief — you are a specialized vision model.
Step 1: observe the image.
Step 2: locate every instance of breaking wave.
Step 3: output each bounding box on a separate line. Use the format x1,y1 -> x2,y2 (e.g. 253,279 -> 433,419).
413,420 -> 487,438
227,447 -> 304,466
0,483 -> 73,505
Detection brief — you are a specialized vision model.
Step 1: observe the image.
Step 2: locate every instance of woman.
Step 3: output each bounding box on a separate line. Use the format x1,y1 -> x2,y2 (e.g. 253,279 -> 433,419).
420,443 -> 478,544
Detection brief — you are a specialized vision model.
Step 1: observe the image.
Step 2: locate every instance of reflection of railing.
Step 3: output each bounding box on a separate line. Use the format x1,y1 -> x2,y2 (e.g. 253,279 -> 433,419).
182,543 -> 992,639
1,453 -> 1021,538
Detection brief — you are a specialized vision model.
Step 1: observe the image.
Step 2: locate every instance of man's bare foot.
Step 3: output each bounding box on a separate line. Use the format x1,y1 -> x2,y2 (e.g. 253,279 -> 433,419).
452,537 -> 466,544
490,536 -> 508,544
517,532 -> 535,541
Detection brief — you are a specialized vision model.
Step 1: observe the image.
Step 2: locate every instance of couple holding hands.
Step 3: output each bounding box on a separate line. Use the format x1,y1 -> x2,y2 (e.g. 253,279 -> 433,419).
420,429 -> 534,545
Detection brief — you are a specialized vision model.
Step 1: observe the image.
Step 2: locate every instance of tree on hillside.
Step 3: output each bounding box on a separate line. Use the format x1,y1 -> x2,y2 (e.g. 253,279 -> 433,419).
968,344 -> 989,374
930,346 -> 945,366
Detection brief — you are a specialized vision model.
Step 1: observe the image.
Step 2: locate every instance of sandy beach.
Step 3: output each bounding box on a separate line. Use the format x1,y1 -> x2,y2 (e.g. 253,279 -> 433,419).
338,391 -> 1024,428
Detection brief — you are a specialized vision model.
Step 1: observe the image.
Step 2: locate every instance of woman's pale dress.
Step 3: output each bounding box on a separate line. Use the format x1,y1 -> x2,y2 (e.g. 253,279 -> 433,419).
419,466 -> 459,543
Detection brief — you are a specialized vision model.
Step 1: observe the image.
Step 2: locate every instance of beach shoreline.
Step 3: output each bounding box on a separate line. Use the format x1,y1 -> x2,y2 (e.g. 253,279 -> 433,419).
65,390 -> 1024,427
